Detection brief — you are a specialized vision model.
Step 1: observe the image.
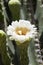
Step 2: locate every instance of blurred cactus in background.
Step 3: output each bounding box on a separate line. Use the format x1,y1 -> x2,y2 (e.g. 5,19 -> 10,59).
0,0 -> 43,65
0,30 -> 10,65
34,0 -> 43,36
8,0 -> 21,21
0,0 -> 4,30
34,0 -> 43,62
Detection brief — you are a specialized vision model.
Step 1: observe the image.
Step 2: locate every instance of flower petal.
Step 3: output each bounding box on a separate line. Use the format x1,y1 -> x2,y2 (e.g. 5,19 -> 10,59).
7,20 -> 37,43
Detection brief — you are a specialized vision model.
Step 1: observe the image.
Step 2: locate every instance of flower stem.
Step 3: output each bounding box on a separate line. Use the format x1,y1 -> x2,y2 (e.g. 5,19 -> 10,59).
17,42 -> 29,65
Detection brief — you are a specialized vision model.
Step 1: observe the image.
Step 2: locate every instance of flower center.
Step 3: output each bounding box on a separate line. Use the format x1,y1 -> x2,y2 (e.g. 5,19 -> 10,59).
15,27 -> 30,35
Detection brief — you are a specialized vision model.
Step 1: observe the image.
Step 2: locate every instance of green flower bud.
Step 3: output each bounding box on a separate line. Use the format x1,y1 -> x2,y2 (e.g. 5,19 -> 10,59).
8,0 -> 21,21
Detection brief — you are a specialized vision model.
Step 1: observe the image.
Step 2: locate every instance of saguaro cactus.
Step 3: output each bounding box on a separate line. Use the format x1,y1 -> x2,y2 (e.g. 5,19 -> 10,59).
0,30 -> 10,65
8,0 -> 21,21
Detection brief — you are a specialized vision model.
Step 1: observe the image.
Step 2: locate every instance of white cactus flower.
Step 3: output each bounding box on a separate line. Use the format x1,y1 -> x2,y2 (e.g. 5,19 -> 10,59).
7,20 -> 37,43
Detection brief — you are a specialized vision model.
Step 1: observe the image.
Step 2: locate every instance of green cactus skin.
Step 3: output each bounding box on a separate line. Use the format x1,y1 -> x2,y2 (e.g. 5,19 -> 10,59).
16,40 -> 30,65
0,30 -> 10,65
0,12 -> 4,22
0,11 -> 4,30
0,0 -> 3,22
0,3 -> 2,10
0,0 -> 4,30
8,0 -> 21,21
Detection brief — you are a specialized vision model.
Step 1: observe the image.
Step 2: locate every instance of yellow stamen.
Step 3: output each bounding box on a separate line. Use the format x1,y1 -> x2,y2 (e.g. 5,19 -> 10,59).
15,27 -> 30,35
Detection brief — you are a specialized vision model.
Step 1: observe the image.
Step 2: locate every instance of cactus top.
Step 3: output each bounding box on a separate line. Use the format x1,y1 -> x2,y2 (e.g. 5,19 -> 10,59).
0,30 -> 6,37
8,0 -> 21,5
7,20 -> 37,43
0,30 -> 6,42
